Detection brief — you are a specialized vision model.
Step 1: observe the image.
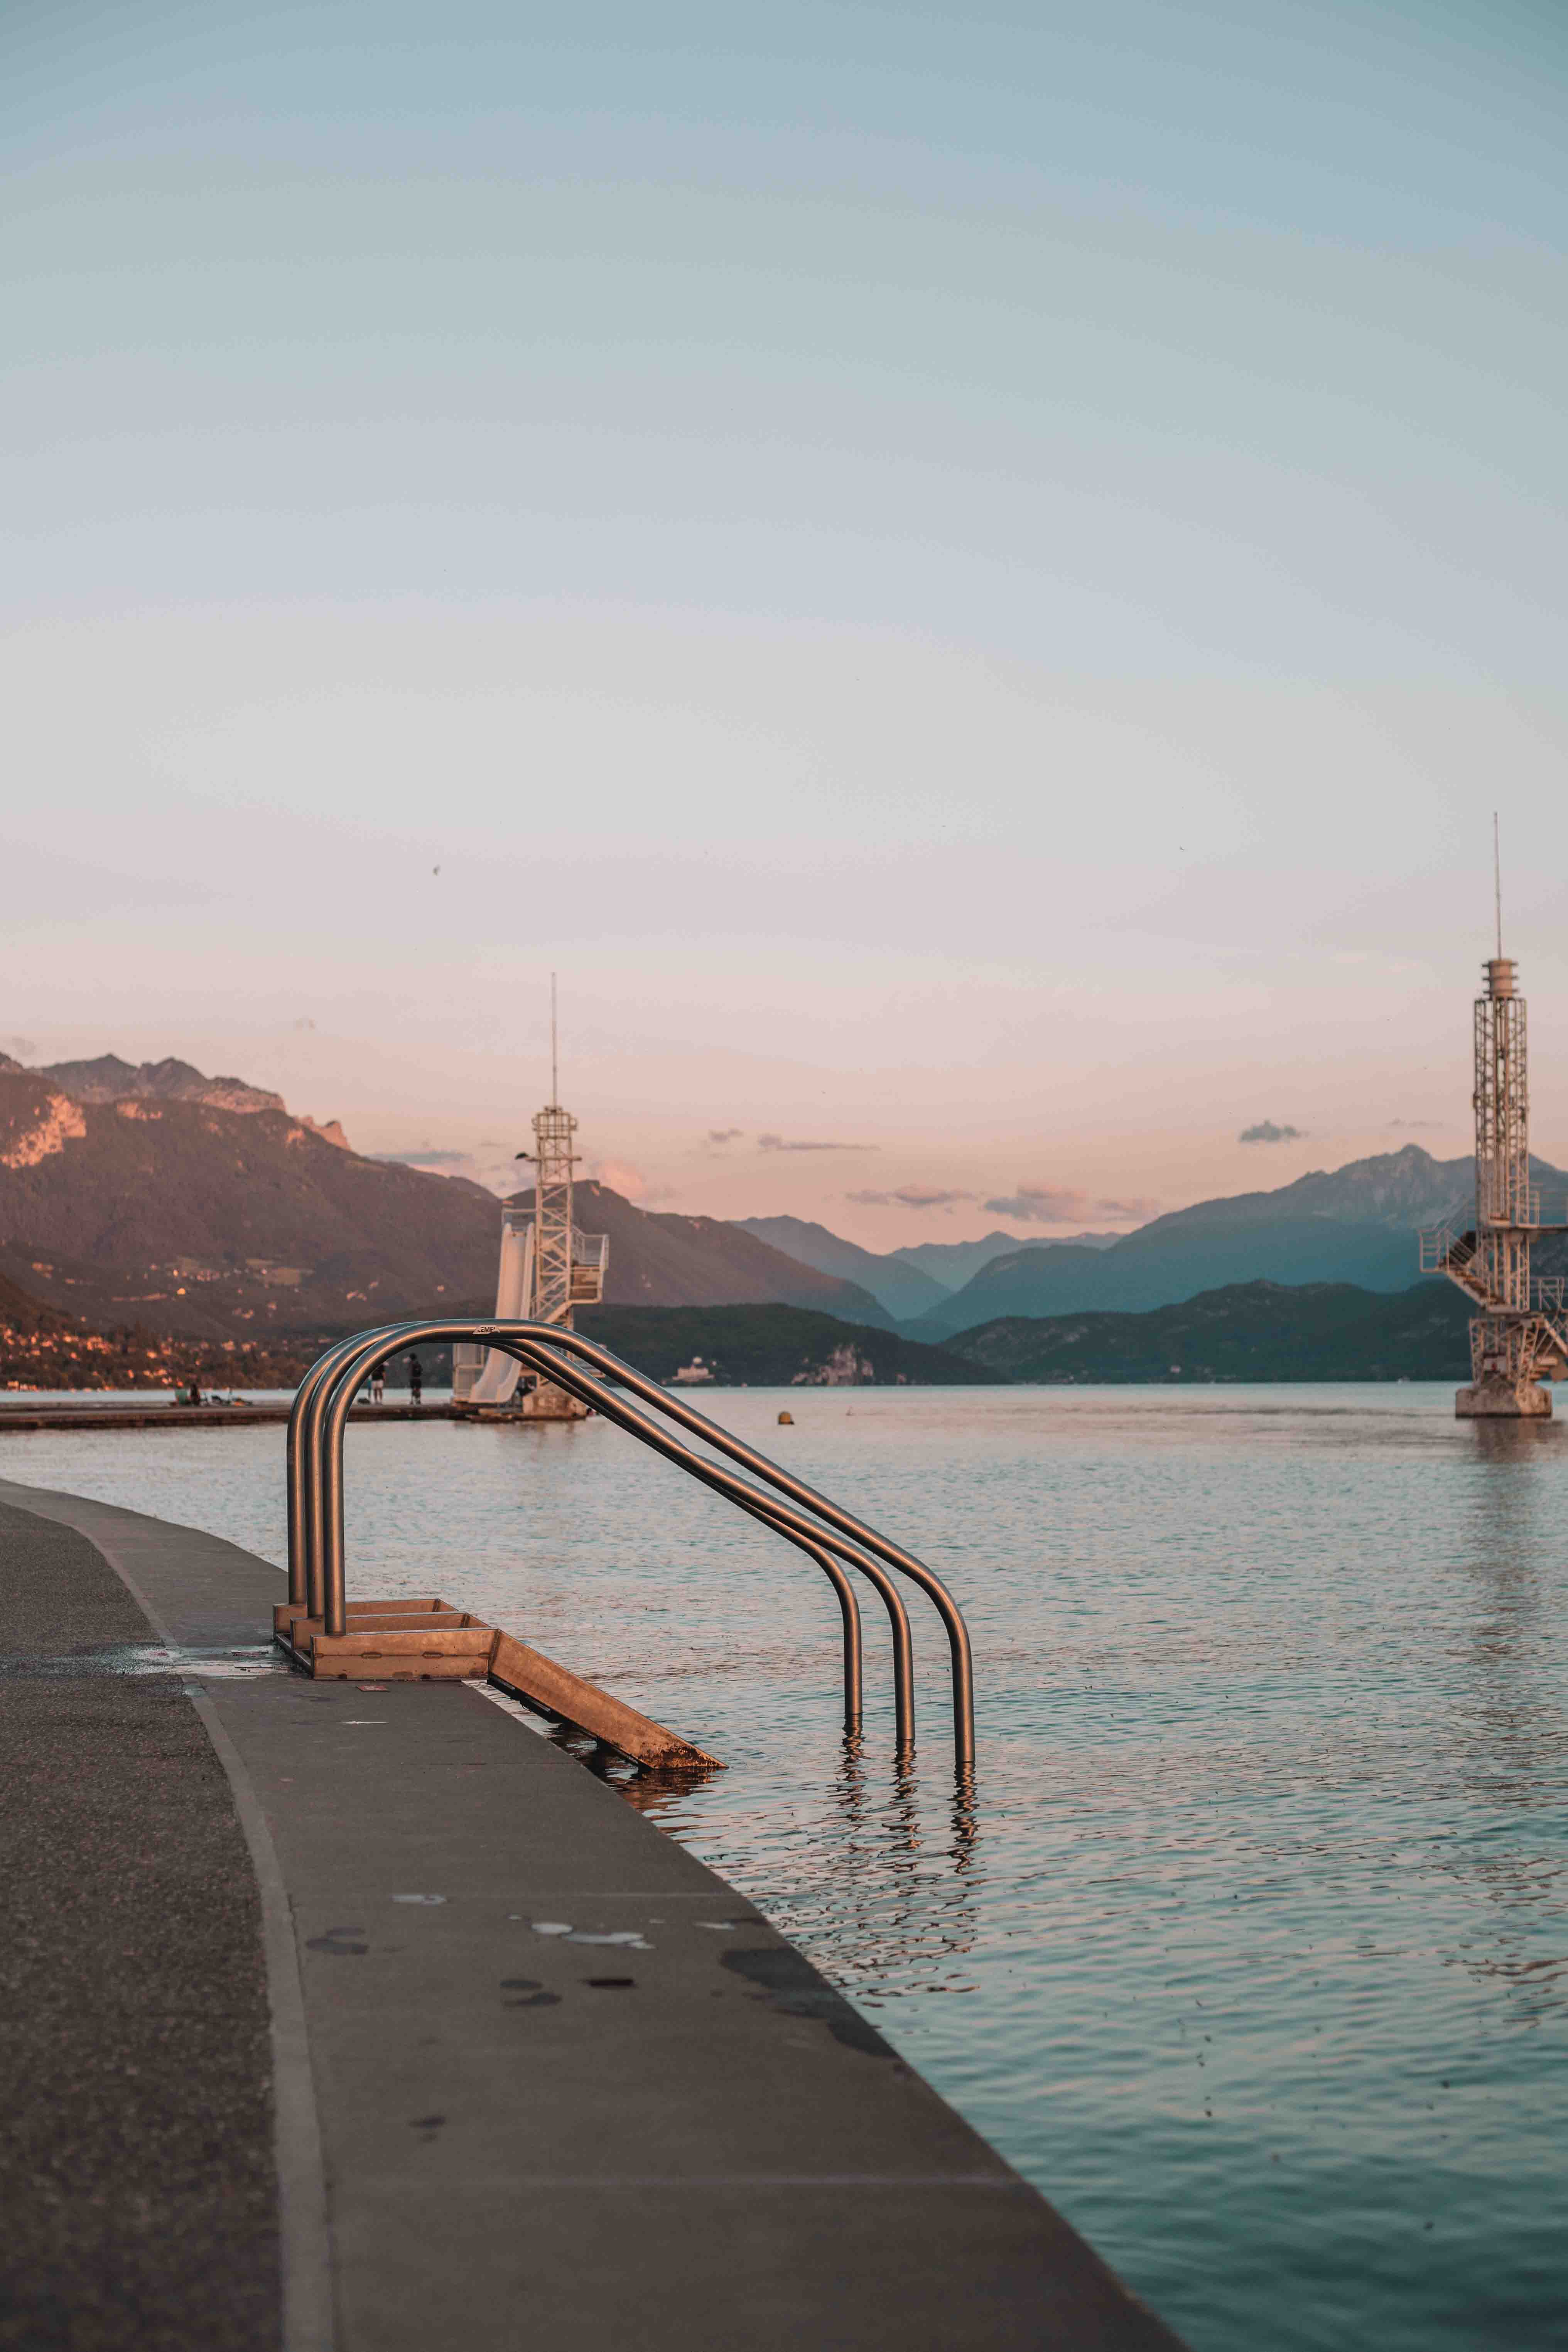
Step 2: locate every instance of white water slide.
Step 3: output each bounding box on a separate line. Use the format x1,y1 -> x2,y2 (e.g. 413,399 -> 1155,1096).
454,1211 -> 535,1405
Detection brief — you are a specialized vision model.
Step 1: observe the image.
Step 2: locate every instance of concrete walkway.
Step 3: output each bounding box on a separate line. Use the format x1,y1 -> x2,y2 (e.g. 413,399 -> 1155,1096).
0,1477 -> 1184,2352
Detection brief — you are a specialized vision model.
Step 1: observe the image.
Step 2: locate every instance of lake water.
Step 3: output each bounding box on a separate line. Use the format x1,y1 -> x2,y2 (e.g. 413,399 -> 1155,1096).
5,1382 -> 1565,2351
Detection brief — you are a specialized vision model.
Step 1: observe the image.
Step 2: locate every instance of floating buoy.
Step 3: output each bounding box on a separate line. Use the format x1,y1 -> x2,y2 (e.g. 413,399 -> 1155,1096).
777,1410 -> 794,1425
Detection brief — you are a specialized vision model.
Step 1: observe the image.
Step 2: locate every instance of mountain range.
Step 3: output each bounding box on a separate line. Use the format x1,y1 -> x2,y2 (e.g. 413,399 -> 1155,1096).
732,1216 -> 952,1319
0,1058 -> 887,1343
0,1048 -> 1534,1355
553,1186 -> 891,1323
754,1145 -> 1558,1339
734,1216 -> 1120,1318
948,1279 -> 1472,1383
886,1228 -> 1120,1286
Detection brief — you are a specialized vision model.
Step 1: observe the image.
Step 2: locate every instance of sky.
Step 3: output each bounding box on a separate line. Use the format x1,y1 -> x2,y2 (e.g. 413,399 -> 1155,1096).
5,0 -> 1568,1241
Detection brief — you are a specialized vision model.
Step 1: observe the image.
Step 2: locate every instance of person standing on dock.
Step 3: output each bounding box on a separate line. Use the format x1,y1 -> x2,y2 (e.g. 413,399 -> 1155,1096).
370,1361 -> 385,1405
407,1353 -> 422,1408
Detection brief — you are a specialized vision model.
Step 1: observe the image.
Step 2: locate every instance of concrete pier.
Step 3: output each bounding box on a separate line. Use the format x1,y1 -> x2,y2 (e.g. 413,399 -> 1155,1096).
0,1401 -> 453,1433
1455,1378 -> 1553,1418
0,1477 -> 1183,2350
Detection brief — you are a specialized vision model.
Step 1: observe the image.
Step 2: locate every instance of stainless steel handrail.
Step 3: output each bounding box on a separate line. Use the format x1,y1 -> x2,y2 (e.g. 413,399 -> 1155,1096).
781,1530 -> 864,1740
287,1331 -> 374,1618
292,1318 -> 958,1757
288,1325 -> 876,1732
307,1325 -> 917,1753
289,1325 -> 425,1619
292,1326 -> 926,1750
405,1326 -> 935,1751
484,1338 -> 915,1751
514,1322 -> 971,1763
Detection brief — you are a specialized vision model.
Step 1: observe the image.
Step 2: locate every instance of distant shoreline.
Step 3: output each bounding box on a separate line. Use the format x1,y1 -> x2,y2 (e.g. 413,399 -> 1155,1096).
3,1282 -> 1479,1397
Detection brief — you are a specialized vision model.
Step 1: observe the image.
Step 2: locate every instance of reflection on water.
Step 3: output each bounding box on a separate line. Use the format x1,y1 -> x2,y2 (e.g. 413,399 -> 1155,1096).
595,1731 -> 984,1999
1446,1425 -> 1567,2036
4,1382 -> 1567,2352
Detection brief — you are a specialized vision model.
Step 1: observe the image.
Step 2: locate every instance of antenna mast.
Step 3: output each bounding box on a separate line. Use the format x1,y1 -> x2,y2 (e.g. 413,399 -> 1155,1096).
1494,812 -> 1502,960
521,974 -> 607,1416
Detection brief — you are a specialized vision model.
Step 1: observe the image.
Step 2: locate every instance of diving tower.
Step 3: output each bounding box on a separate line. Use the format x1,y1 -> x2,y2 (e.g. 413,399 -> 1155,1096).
1419,853 -> 1568,1417
453,985 -> 608,1420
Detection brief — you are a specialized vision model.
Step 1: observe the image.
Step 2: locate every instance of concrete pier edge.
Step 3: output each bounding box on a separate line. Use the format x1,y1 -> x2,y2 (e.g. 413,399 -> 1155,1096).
185,1685 -> 336,2352
0,1473 -> 1185,2350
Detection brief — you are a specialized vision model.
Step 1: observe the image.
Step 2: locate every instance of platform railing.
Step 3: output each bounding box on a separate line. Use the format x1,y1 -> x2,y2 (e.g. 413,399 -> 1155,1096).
288,1319 -> 969,1762
1418,1223 -> 1457,1274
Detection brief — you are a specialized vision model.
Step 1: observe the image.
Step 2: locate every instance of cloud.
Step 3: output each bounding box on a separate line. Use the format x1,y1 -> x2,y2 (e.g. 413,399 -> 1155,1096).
981,1182 -> 1160,1225
758,1132 -> 878,1152
1238,1120 -> 1305,1144
983,1184 -> 1093,1222
1387,1119 -> 1439,1131
846,1184 -> 976,1211
707,1127 -> 743,1145
591,1158 -> 648,1200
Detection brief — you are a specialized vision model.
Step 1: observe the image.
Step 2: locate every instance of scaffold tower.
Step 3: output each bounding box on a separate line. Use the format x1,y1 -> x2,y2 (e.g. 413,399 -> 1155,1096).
1419,850 -> 1568,1417
451,978 -> 608,1419
528,1096 -> 580,1331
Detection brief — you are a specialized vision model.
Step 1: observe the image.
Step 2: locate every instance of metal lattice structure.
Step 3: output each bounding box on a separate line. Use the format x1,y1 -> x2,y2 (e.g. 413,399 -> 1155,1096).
451,981 -> 608,1417
528,1100 -> 579,1328
1419,953 -> 1568,1416
514,981 -> 607,1417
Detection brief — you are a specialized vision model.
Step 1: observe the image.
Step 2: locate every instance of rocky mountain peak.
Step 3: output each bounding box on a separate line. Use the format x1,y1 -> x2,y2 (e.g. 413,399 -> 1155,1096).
37,1054 -> 288,1115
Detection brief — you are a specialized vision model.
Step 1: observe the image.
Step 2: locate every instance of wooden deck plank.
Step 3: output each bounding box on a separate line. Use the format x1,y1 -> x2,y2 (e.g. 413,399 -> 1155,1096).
488,1631 -> 721,1770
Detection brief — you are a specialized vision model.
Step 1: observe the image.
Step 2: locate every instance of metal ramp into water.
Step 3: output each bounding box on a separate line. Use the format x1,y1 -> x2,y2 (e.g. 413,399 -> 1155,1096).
284,1317 -> 976,1772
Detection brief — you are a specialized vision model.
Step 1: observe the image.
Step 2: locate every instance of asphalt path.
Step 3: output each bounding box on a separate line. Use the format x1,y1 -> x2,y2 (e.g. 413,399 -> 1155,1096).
0,1499 -> 278,2351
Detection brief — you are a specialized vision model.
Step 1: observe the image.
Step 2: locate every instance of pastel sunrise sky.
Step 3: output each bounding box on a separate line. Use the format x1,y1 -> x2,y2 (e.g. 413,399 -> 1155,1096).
5,0 -> 1568,1240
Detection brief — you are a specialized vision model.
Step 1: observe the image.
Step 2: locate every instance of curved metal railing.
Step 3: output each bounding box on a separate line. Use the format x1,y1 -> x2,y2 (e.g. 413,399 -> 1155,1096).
302,1325 -> 923,1753
288,1328 -> 911,1748
288,1318 -> 970,1765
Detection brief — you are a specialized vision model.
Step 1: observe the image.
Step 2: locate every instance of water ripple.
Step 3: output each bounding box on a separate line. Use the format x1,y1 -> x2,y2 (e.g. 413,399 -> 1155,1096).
6,1380 -> 1566,2351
